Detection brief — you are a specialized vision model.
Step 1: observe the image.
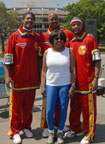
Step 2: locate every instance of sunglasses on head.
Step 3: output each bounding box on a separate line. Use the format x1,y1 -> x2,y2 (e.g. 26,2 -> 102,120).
54,37 -> 64,41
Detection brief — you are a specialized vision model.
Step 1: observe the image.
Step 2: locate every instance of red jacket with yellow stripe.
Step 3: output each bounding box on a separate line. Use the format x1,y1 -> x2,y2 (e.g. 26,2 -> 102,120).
70,31 -> 101,93
4,25 -> 42,91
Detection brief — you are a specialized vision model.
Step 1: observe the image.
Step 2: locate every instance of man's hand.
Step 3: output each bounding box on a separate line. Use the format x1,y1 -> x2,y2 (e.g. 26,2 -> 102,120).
90,78 -> 98,91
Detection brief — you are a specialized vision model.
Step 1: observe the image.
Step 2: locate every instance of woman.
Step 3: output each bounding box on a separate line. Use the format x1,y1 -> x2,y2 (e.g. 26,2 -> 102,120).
41,29 -> 76,144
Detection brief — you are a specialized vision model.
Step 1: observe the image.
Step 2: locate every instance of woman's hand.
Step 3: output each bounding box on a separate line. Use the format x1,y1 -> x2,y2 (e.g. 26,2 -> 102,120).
41,85 -> 46,97
68,86 -> 75,99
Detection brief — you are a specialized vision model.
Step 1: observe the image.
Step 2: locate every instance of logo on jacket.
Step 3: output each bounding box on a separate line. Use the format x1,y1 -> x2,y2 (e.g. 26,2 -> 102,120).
78,45 -> 86,55
16,43 -> 27,48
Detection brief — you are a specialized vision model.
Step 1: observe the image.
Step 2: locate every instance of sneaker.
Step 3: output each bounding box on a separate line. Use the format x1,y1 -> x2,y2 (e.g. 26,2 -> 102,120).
47,132 -> 54,144
42,127 -> 69,138
63,126 -> 69,132
42,128 -> 49,138
24,129 -> 33,138
80,138 -> 91,144
12,133 -> 21,144
19,130 -> 24,135
57,132 -> 64,144
65,130 -> 83,138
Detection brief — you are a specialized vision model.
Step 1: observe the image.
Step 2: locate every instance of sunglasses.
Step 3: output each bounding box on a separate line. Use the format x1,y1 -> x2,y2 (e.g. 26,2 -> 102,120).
54,37 -> 64,41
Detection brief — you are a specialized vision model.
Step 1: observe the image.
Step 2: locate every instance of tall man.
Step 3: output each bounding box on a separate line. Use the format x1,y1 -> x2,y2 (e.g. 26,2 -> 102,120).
40,12 -> 74,137
4,12 -> 42,144
65,17 -> 101,144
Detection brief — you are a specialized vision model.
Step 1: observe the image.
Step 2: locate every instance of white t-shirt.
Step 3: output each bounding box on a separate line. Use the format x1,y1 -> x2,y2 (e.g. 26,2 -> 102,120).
46,47 -> 71,86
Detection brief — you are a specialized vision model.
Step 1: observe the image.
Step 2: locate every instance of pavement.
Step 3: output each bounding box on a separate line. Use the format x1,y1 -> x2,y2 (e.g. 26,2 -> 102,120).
0,54 -> 105,144
0,89 -> 105,144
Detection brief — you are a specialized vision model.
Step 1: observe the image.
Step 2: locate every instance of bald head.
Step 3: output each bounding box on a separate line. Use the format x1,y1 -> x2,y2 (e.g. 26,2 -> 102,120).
48,12 -> 58,20
48,12 -> 59,30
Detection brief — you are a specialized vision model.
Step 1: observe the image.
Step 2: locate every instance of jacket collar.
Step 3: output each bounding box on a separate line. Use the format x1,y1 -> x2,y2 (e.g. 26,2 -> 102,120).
17,25 -> 35,37
72,31 -> 87,42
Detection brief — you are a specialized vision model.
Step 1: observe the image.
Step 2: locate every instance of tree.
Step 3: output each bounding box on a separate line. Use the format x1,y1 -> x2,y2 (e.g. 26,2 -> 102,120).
64,0 -> 105,42
0,2 -> 19,53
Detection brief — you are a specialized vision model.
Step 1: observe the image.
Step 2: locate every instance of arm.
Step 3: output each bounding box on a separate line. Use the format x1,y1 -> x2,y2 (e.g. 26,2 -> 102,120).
90,60 -> 101,91
68,49 -> 76,98
41,50 -> 48,96
4,64 -> 13,88
38,56 -> 43,84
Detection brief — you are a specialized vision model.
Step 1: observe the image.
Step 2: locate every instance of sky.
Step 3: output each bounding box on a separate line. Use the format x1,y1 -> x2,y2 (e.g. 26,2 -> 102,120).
51,0 -> 79,8
0,0 -> 79,8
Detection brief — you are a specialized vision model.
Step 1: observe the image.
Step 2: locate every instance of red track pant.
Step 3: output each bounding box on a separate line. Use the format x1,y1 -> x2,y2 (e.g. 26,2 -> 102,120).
8,89 -> 35,136
69,92 -> 97,141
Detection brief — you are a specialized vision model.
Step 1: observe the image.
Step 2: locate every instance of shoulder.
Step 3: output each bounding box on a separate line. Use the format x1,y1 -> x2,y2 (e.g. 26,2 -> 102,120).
43,49 -> 48,56
63,29 -> 74,39
34,32 -> 40,39
8,31 -> 18,41
63,29 -> 73,35
11,30 -> 18,36
40,32 -> 48,37
34,31 -> 40,36
86,33 -> 96,41
40,32 -> 48,41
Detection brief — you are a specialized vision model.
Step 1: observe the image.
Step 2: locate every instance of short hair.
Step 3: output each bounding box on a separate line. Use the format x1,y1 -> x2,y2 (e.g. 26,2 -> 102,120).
23,12 -> 35,21
49,29 -> 66,44
70,17 -> 83,26
70,17 -> 85,30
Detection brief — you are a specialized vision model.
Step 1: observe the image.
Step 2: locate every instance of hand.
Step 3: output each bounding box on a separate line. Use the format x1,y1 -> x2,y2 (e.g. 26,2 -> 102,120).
59,25 -> 65,30
5,76 -> 13,89
68,87 -> 75,98
90,79 -> 98,91
87,33 -> 94,37
41,86 -> 46,97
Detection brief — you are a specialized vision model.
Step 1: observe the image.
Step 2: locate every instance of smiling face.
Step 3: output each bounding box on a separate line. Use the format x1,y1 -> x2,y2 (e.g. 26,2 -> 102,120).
71,22 -> 83,36
48,13 -> 59,30
23,14 -> 35,29
53,33 -> 65,50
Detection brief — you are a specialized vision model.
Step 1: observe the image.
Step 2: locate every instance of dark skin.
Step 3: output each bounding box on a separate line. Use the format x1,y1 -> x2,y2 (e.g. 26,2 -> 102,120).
48,12 -> 59,30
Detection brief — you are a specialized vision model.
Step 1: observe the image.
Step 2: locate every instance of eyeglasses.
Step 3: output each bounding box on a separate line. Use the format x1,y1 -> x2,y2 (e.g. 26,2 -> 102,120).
54,37 -> 64,41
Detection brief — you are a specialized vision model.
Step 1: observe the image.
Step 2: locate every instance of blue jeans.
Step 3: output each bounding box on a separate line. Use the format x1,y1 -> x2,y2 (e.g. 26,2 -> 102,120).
46,84 -> 70,131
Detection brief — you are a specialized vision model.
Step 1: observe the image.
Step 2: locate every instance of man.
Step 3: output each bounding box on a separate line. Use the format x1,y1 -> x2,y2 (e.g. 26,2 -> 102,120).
65,17 -> 101,144
40,12 -> 74,137
4,12 -> 42,144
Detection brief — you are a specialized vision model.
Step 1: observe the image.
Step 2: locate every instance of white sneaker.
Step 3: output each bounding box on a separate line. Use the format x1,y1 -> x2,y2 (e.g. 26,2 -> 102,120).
57,132 -> 64,144
63,126 -> 69,132
24,129 -> 33,138
65,130 -> 83,138
19,130 -> 24,135
42,128 -> 49,138
12,133 -> 21,144
47,132 -> 54,144
80,138 -> 91,144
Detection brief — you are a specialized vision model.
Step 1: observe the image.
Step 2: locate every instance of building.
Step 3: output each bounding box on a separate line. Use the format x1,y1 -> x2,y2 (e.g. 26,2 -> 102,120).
7,7 -> 69,34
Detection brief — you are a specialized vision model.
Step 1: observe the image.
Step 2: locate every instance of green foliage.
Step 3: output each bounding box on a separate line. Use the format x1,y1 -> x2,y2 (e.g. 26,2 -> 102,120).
0,2 -> 19,52
64,0 -> 105,42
